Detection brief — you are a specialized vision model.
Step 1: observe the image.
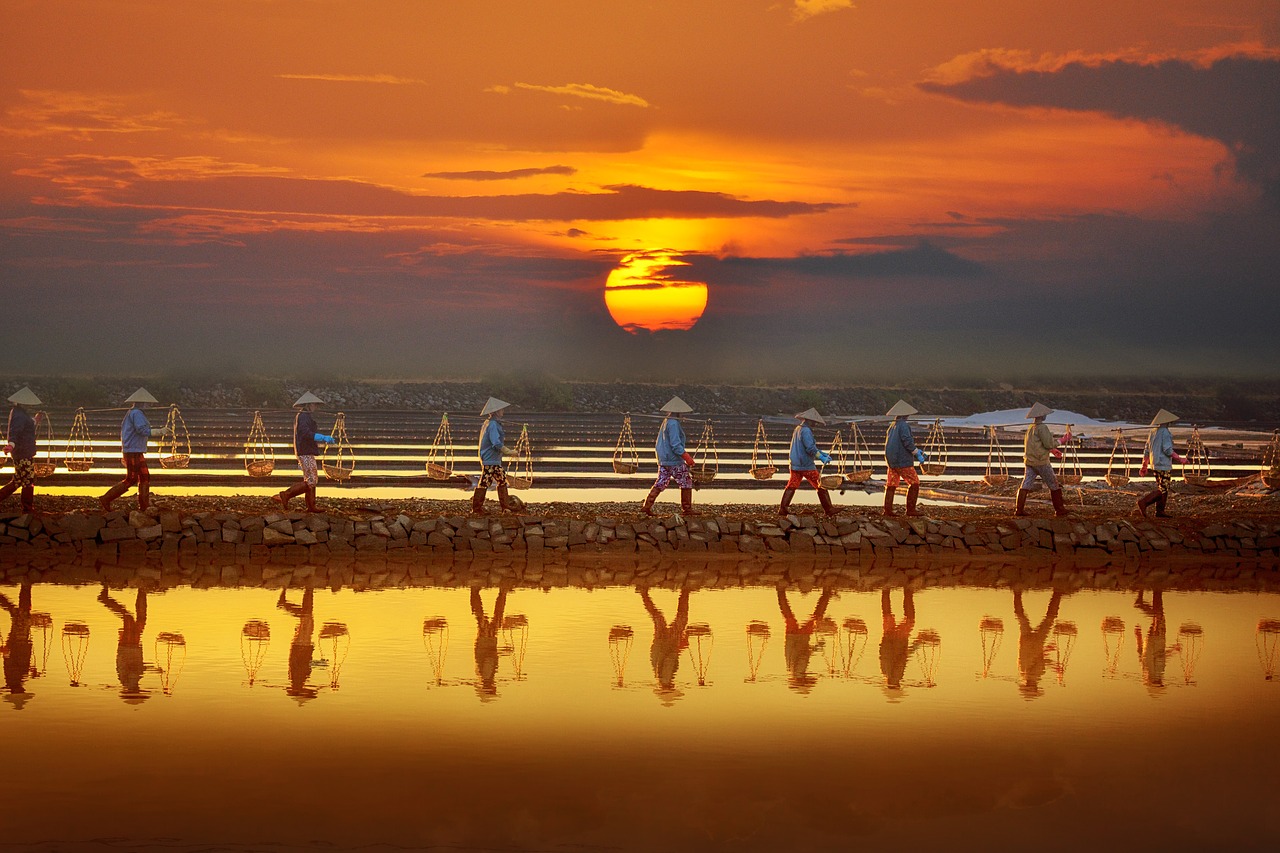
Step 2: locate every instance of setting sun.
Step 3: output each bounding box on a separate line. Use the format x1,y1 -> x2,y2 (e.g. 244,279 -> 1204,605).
603,249 -> 709,333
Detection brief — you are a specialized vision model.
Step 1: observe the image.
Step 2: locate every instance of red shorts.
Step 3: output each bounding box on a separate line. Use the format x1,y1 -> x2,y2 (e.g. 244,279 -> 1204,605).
886,466 -> 919,488
786,469 -> 822,490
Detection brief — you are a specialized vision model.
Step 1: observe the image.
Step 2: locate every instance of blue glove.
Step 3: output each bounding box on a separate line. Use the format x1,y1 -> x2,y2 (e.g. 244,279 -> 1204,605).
314,433 -> 335,444
914,449 -> 927,463
818,451 -> 832,464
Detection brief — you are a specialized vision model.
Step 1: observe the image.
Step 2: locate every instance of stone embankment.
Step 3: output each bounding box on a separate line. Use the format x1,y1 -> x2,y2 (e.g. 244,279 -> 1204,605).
2,507 -> 1277,574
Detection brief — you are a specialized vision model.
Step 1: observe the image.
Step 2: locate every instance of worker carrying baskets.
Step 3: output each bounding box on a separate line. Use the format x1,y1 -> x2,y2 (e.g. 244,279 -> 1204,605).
641,396 -> 700,517
471,397 -> 522,514
1,386 -> 44,514
1016,402 -> 1072,518
883,399 -> 927,517
100,388 -> 159,512
1136,409 -> 1188,519
272,391 -> 336,513
779,408 -> 838,518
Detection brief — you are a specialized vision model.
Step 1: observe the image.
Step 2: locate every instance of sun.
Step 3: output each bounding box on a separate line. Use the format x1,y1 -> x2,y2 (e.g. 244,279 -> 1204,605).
603,250 -> 709,333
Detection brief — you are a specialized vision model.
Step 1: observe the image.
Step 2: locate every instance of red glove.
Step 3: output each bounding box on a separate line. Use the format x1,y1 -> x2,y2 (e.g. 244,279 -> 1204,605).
1172,453 -> 1188,464
1139,465 -> 1149,477
681,452 -> 695,467
1061,430 -> 1072,444
2,443 -> 12,456
1050,448 -> 1063,459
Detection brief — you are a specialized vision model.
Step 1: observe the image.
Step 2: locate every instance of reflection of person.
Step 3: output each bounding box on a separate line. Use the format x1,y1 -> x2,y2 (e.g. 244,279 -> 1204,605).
642,396 -> 699,517
471,585 -> 510,700
880,587 -> 921,692
1,387 -> 44,514
1,581 -> 35,709
278,587 -> 318,702
1134,589 -> 1181,695
882,400 -> 925,517
639,587 -> 690,704
779,409 -> 837,518
777,586 -> 835,693
100,387 -> 157,512
1016,402 -> 1070,518
1137,410 -> 1187,519
275,392 -> 335,512
98,584 -> 149,703
472,398 -> 518,514
1014,589 -> 1063,699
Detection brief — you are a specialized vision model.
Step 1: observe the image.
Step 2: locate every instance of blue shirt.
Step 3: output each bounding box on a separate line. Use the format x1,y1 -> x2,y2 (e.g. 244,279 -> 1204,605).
789,424 -> 819,471
120,407 -> 151,454
655,417 -> 687,467
1147,426 -> 1175,471
294,411 -> 319,456
479,418 -> 506,467
884,419 -> 917,469
6,408 -> 36,460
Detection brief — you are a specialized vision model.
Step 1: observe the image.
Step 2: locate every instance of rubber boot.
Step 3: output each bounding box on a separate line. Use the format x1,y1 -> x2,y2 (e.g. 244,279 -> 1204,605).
273,482 -> 306,511
20,485 -> 35,515
1154,492 -> 1170,518
497,484 -> 512,512
1014,488 -> 1030,517
641,486 -> 661,516
817,488 -> 838,517
138,483 -> 150,512
0,481 -> 14,505
680,488 -> 700,517
100,482 -> 129,512
778,487 -> 796,517
304,485 -> 319,513
471,486 -> 488,515
883,487 -> 897,517
905,484 -> 921,517
1134,491 -> 1158,518
1050,488 -> 1069,518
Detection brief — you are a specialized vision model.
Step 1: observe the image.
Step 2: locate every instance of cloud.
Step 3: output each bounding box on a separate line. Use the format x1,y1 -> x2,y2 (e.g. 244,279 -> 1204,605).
1,90 -> 183,138
689,243 -> 984,285
919,49 -> 1280,206
792,0 -> 854,22
422,165 -> 577,181
276,73 -> 425,85
505,82 -> 651,108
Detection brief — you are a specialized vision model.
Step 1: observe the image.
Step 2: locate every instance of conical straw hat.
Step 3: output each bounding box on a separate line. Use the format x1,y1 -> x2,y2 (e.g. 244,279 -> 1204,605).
1150,409 -> 1179,427
6,386 -> 41,406
124,387 -> 159,404
794,408 -> 826,425
1025,402 -> 1054,419
660,396 -> 693,414
293,391 -> 325,407
885,399 -> 918,418
480,397 -> 511,416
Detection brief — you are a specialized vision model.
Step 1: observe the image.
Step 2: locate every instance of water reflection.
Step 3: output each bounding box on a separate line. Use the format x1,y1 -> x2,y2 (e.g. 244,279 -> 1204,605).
62,620 -> 90,687
241,619 -> 270,686
639,587 -> 690,704
1,581 -> 36,708
98,585 -> 149,704
472,585 -> 509,701
777,587 -> 833,694
1134,590 -> 1179,695
278,587 -> 317,703
1014,589 -> 1065,699
422,616 -> 448,686
608,624 -> 634,687
1258,618 -> 1280,681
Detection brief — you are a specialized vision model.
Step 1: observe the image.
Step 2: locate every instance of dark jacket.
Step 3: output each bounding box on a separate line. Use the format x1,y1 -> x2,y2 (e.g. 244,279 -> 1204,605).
7,408 -> 36,460
294,411 -> 319,456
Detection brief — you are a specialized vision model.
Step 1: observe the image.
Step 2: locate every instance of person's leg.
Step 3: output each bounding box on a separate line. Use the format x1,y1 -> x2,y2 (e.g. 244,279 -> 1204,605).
1134,490 -> 1158,518
817,487 -> 837,517
21,485 -> 34,514
304,485 -> 319,513
779,488 -> 796,515
0,476 -> 16,504
276,456 -> 312,510
903,468 -> 921,517
102,454 -> 139,512
680,488 -> 700,516
643,468 -> 671,515
1016,466 -> 1036,516
1154,471 -> 1171,517
1050,488 -> 1068,517
883,468 -> 901,516
136,456 -> 150,511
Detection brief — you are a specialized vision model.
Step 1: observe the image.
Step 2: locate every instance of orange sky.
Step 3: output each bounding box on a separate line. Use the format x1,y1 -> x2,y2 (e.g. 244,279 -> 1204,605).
1,1 -> 1278,378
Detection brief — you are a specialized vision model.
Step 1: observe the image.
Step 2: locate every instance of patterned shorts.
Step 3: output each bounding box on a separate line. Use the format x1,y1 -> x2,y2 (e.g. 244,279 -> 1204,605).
1153,469 -> 1171,497
886,466 -> 919,488
479,464 -> 508,489
1021,463 -> 1059,491
8,457 -> 35,488
297,455 -> 318,487
785,469 -> 823,490
653,464 -> 694,491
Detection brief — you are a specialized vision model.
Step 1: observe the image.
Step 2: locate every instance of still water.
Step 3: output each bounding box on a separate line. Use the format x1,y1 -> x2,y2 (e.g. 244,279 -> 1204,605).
3,578 -> 1279,851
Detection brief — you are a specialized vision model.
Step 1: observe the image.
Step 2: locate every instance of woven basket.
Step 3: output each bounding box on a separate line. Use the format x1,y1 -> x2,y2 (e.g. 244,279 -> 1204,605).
1058,474 -> 1082,486
323,463 -> 354,482
1183,474 -> 1208,486
920,462 -> 946,476
65,460 -> 92,472
1105,474 -> 1130,488
160,454 -> 190,470
1264,475 -> 1280,490
983,473 -> 1009,487
750,465 -> 776,481
845,469 -> 873,485
246,460 -> 275,477
32,461 -> 57,478
425,462 -> 452,480
690,465 -> 716,485
820,474 -> 844,489
507,475 -> 532,490
612,460 -> 638,475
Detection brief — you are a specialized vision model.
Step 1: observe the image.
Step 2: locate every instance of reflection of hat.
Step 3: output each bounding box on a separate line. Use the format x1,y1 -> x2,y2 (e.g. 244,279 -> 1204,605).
480,397 -> 511,416
1025,402 -> 1054,419
794,408 -> 826,425
120,689 -> 151,705
885,400 -> 918,418
124,388 -> 158,404
660,396 -> 693,414
1150,409 -> 1179,427
293,391 -> 325,407
3,692 -> 33,710
7,386 -> 41,406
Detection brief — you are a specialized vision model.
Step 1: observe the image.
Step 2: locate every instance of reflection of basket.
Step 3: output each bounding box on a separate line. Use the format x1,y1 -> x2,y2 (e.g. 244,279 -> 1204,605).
1059,474 -> 1082,486
507,474 -> 532,490
32,461 -> 57,478
920,462 -> 946,476
612,460 -> 638,475
845,469 -> 873,484
160,454 -> 190,469
246,460 -> 275,477
983,474 -> 1009,487
751,465 -> 776,480
1105,474 -> 1130,488
690,464 -> 716,485
323,463 -> 354,482
65,460 -> 92,472
425,462 -> 452,480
